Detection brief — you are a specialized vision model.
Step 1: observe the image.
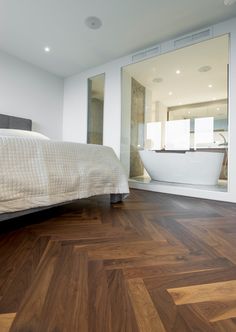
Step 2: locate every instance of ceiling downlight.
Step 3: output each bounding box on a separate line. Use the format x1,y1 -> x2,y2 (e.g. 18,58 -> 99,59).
85,16 -> 102,30
152,77 -> 163,83
198,65 -> 212,72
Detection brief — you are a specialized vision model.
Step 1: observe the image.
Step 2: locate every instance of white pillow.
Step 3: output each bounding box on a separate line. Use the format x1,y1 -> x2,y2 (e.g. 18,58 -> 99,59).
0,129 -> 49,140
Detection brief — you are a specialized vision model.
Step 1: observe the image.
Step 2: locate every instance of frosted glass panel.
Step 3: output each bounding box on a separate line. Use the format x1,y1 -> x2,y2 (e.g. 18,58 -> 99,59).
146,122 -> 162,150
165,119 -> 190,150
194,117 -> 214,147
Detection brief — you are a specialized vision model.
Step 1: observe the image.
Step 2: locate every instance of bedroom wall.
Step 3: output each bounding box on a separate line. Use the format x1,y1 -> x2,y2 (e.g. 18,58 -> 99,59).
63,57 -> 129,152
63,17 -> 236,203
0,50 -> 64,140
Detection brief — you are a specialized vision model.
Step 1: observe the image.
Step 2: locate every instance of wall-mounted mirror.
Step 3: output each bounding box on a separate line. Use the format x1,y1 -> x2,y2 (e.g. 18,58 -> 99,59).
87,73 -> 105,145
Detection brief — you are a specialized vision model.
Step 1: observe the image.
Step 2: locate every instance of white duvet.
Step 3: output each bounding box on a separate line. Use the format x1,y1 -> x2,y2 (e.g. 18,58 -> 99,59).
0,137 -> 129,213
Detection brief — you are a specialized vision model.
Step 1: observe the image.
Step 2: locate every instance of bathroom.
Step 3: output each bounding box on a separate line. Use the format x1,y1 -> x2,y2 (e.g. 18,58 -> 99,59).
121,34 -> 229,192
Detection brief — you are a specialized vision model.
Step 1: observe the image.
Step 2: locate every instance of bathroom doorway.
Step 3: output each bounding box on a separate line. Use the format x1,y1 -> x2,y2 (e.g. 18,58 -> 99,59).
121,35 -> 229,192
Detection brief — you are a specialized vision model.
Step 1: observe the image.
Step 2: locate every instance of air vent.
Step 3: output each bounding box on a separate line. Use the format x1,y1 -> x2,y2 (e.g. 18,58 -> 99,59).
132,45 -> 160,62
174,28 -> 212,49
146,46 -> 160,57
132,51 -> 147,62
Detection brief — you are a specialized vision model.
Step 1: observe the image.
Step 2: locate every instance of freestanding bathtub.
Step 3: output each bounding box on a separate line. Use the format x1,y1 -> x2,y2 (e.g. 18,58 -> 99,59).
139,150 -> 225,185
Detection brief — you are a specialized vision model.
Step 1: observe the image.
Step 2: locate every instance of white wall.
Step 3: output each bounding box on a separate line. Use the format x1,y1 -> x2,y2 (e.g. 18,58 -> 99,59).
0,50 -> 64,139
63,17 -> 236,203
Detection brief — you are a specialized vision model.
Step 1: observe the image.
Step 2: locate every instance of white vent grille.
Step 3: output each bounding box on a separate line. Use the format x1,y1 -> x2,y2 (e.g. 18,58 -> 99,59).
132,45 -> 160,62
174,28 -> 212,49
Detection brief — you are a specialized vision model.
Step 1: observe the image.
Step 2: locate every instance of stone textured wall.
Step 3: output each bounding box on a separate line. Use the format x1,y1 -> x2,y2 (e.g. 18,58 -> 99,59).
130,78 -> 145,177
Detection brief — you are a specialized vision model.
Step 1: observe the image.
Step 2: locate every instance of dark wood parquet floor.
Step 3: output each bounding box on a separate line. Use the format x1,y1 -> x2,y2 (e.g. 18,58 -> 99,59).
1,189 -> 236,332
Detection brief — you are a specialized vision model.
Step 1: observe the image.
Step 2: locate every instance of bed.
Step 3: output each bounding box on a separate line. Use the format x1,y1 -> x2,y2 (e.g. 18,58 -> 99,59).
0,114 -> 129,221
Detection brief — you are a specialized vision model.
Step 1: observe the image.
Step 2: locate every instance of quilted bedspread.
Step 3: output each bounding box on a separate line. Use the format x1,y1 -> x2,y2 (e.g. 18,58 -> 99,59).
0,137 -> 129,213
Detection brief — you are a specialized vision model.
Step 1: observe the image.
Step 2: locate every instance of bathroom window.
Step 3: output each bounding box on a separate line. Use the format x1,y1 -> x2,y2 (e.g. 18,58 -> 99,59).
165,119 -> 190,150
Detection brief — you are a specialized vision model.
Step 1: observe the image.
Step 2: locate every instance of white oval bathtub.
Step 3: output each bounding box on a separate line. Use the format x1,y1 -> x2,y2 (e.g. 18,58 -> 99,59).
139,150 -> 225,185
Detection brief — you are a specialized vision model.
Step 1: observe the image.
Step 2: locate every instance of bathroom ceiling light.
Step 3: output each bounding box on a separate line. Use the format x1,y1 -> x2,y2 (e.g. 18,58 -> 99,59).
85,16 -> 102,30
168,91 -> 173,96
216,107 -> 220,111
224,0 -> 236,5
176,69 -> 181,74
208,84 -> 213,88
44,46 -> 51,53
198,65 -> 212,72
153,77 -> 163,83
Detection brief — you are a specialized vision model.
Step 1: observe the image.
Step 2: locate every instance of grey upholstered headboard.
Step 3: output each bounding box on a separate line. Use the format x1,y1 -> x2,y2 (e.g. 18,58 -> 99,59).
0,114 -> 32,131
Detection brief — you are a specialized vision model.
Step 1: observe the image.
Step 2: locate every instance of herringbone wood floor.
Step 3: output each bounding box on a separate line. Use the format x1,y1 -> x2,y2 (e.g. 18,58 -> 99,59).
1,189 -> 236,331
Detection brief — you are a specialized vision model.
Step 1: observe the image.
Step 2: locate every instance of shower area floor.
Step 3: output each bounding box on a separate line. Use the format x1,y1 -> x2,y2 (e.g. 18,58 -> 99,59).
129,176 -> 227,192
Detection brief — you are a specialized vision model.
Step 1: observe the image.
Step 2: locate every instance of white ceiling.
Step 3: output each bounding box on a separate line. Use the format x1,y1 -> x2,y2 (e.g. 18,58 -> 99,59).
124,35 -> 229,107
0,0 -> 236,77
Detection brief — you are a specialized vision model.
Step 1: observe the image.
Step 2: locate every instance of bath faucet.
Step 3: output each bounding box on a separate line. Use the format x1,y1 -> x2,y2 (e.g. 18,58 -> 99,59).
218,133 -> 228,146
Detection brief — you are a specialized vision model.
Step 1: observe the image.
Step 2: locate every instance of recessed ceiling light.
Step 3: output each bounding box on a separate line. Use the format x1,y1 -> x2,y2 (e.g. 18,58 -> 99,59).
85,16 -> 102,30
44,46 -> 51,53
176,69 -> 181,74
198,65 -> 212,72
208,84 -> 213,88
168,91 -> 173,96
188,111 -> 191,114
152,77 -> 163,83
224,0 -> 236,5
216,107 -> 220,111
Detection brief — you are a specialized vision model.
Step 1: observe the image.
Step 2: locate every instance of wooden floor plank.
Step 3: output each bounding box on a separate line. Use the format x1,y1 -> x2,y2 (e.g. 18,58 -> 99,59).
191,300 -> 236,323
178,304 -> 215,332
106,270 -> 139,332
10,241 -> 60,332
38,247 -> 88,332
88,260 -> 112,332
144,266 -> 236,291
123,256 -> 233,280
79,240 -> 189,261
147,288 -> 190,332
127,278 -> 166,332
212,318 -> 236,331
0,313 -> 16,332
168,280 -> 236,305
0,189 -> 235,331
0,236 -> 50,314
